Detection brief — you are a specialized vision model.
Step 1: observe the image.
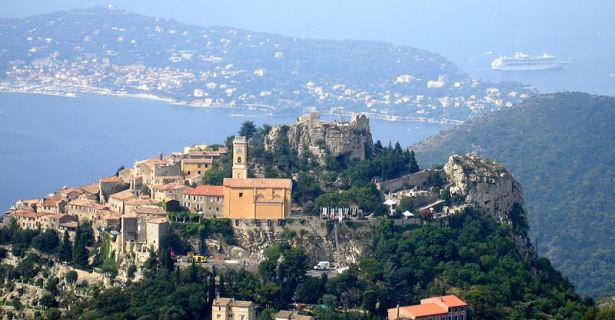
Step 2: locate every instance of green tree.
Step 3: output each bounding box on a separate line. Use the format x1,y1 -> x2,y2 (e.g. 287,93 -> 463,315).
72,224 -> 90,268
59,231 -> 72,262
65,270 -> 78,285
239,121 -> 257,141
408,150 -> 420,173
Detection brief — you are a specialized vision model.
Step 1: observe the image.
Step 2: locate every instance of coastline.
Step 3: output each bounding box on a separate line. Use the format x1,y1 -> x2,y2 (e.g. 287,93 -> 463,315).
0,85 -> 463,125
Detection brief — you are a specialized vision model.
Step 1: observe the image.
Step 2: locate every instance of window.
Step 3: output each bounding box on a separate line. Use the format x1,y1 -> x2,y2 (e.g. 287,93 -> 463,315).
235,220 -> 239,227
239,192 -> 243,198
459,316 -> 464,320
217,316 -> 221,319
237,157 -> 242,163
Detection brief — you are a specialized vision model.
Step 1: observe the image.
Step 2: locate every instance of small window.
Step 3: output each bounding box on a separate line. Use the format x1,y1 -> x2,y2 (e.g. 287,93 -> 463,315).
237,157 -> 242,163
239,192 -> 243,198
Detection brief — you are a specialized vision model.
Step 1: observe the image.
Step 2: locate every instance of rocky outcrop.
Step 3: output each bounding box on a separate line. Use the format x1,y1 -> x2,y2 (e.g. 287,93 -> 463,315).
264,112 -> 373,164
444,154 -> 532,253
230,219 -> 376,266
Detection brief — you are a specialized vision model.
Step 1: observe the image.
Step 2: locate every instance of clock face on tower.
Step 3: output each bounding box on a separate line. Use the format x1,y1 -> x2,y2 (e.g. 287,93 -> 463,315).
235,147 -> 243,154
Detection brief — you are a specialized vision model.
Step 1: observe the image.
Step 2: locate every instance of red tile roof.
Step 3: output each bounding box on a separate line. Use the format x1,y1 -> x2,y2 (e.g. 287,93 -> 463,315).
223,178 -> 292,189
184,185 -> 224,196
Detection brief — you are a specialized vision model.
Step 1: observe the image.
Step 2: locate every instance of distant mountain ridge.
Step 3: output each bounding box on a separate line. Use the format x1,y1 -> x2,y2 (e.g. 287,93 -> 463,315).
413,92 -> 615,297
0,7 -> 533,121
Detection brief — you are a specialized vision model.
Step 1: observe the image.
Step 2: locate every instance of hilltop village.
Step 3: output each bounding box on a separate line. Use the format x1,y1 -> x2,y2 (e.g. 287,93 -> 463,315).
0,112 -> 594,319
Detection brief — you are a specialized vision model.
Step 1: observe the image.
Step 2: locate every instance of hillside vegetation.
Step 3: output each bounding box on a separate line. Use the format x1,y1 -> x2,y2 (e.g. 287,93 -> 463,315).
413,92 -> 615,297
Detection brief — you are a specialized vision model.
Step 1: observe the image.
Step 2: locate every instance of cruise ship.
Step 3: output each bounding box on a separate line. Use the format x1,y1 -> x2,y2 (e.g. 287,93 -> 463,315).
491,52 -> 568,71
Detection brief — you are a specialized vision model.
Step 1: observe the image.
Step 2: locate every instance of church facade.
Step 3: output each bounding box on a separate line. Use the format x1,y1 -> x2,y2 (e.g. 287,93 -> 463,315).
222,136 -> 292,220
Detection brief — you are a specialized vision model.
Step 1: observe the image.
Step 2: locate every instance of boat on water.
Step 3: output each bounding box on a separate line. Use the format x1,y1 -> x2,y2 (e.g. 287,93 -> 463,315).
491,52 -> 568,71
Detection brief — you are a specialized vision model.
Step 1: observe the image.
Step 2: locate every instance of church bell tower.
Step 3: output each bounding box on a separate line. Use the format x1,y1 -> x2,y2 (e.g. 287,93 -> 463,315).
232,136 -> 248,179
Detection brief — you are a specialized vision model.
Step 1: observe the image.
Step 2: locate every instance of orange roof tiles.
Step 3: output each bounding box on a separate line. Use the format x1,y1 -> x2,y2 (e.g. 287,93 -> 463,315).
68,198 -> 105,209
388,295 -> 467,320
223,178 -> 292,189
100,176 -> 122,183
184,185 -> 224,196
421,295 -> 467,308
80,183 -> 100,194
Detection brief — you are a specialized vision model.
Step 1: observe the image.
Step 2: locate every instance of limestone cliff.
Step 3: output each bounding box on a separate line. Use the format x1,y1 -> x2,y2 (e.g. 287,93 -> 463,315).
264,112 -> 373,164
444,154 -> 532,253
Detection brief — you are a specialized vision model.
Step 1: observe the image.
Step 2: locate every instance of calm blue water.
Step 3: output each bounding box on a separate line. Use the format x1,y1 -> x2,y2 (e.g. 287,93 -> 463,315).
0,92 -> 449,210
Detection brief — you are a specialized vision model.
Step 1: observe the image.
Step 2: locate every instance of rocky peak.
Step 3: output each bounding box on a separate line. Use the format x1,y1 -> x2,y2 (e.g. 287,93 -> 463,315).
444,154 -> 531,242
264,112 -> 373,164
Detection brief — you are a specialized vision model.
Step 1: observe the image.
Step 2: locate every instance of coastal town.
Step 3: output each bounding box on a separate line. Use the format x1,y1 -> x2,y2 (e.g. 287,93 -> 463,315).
0,7 -> 535,124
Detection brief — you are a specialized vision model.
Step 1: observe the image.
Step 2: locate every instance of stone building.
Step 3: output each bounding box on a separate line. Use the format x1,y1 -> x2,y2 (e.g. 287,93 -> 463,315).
181,158 -> 213,176
108,190 -> 137,214
152,183 -> 186,202
99,176 -> 129,203
66,198 -> 106,222
182,185 -> 224,216
212,298 -> 256,320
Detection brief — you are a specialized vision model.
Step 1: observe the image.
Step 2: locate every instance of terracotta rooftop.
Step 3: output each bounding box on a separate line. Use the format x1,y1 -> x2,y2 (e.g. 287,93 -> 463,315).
42,197 -> 62,207
80,183 -> 100,194
135,205 -> 166,216
100,176 -> 122,183
184,185 -> 224,196
182,158 -> 214,164
213,298 -> 233,307
421,295 -> 467,308
109,190 -> 136,201
153,183 -> 186,191
388,295 -> 467,320
396,304 -> 448,318
147,217 -> 169,224
59,188 -> 85,196
11,209 -> 46,219
96,210 -> 121,220
125,198 -> 155,206
68,198 -> 105,209
223,178 -> 292,189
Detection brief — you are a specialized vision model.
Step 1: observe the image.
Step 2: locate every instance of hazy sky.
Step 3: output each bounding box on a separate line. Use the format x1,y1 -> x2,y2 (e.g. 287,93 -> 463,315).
1,0 -> 614,87
1,1 -> 613,54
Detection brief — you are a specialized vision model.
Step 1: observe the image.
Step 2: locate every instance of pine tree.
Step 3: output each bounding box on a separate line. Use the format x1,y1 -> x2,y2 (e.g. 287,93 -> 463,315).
59,231 -> 72,262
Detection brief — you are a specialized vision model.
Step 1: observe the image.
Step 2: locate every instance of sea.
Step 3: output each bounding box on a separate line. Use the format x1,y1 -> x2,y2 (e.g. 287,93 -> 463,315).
0,92 -> 450,211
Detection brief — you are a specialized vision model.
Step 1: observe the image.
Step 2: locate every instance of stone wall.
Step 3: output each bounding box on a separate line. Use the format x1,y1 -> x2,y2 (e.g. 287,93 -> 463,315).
377,170 -> 434,193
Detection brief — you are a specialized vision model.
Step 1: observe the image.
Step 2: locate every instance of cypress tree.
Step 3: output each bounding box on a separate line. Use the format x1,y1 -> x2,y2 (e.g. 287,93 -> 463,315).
59,231 -> 72,262
409,150 -> 420,173
72,224 -> 89,268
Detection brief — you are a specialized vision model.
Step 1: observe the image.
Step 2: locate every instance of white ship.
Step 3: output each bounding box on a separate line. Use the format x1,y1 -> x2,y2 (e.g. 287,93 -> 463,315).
491,52 -> 568,71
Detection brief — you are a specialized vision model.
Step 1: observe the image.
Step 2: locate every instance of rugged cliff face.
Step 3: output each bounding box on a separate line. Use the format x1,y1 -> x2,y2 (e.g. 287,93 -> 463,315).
264,112 -> 373,164
444,154 -> 532,253
229,219 -> 377,266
